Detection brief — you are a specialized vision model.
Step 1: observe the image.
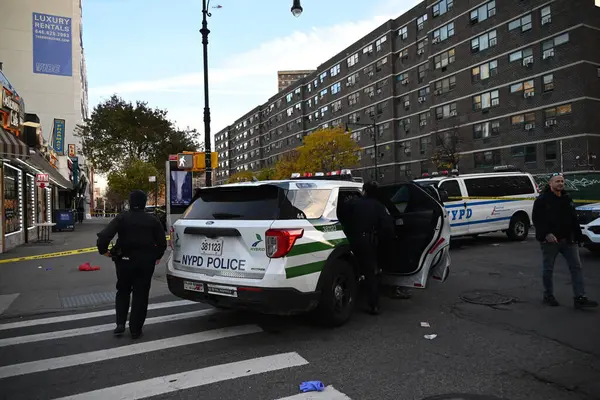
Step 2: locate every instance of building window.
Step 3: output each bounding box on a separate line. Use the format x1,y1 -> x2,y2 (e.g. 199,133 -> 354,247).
347,53 -> 358,67
474,150 -> 501,168
543,74 -> 554,92
510,112 -> 535,126
545,104 -> 572,120
473,121 -> 500,139
434,48 -> 455,69
364,65 -> 374,77
470,1 -> 496,23
433,22 -> 455,43
545,142 -> 557,160
473,90 -> 499,110
364,86 -> 375,98
417,13 -> 428,30
419,113 -> 428,126
286,108 -> 293,117
436,103 -> 457,120
471,60 -> 498,81
471,30 -> 497,52
400,118 -> 411,132
376,57 -> 388,72
542,33 -> 569,59
4,164 -> 22,235
417,38 -> 428,55
418,87 -> 430,98
420,136 -> 432,154
363,44 -> 374,55
376,35 -> 387,51
510,79 -> 535,96
332,100 -> 342,112
509,48 -> 533,63
508,14 -> 532,32
331,82 -> 341,95
398,26 -> 408,40
320,106 -> 329,117
330,64 -> 341,76
398,49 -> 409,60
418,63 -> 428,83
512,145 -> 536,163
348,93 -> 360,106
541,6 -> 552,25
286,93 -> 293,102
433,0 -> 453,17
434,75 -> 456,94
319,72 -> 327,83
347,73 -> 359,87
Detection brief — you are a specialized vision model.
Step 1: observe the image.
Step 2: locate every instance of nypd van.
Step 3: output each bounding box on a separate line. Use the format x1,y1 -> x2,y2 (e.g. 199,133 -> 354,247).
414,167 -> 539,241
166,170 -> 451,327
576,202 -> 600,253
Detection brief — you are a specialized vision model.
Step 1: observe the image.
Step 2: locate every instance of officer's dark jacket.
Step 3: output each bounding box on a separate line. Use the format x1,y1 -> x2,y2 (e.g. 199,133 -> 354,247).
532,187 -> 582,243
339,195 -> 395,240
97,203 -> 167,263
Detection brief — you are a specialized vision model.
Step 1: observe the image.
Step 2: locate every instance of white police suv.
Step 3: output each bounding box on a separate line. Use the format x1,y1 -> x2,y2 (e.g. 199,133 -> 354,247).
414,166 -> 539,241
576,202 -> 600,253
166,170 -> 451,326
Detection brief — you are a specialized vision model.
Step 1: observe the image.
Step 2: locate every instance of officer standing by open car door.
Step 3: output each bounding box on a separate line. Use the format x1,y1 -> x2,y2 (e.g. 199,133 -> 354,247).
97,190 -> 167,339
339,181 -> 395,315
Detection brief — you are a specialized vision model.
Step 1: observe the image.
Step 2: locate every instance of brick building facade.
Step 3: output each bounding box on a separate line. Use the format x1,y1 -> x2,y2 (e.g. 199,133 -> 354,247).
214,0 -> 600,185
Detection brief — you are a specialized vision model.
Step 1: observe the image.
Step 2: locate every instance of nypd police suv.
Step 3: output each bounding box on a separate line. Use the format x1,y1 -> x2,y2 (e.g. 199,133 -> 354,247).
576,202 -> 600,253
166,170 -> 451,327
414,166 -> 539,240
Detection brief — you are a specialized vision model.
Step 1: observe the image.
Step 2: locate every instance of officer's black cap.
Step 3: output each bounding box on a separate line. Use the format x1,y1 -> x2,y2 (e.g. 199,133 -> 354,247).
129,190 -> 147,210
363,181 -> 379,197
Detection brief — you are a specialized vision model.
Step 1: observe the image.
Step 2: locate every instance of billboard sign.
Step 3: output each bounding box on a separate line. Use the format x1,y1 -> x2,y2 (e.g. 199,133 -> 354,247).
32,13 -> 72,76
170,171 -> 193,206
52,118 -> 65,154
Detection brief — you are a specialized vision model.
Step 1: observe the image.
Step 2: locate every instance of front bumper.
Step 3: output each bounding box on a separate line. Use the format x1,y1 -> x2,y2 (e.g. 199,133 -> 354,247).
166,273 -> 320,316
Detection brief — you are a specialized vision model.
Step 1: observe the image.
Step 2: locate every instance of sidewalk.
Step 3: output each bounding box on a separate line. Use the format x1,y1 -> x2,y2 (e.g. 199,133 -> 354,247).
0,218 -> 173,319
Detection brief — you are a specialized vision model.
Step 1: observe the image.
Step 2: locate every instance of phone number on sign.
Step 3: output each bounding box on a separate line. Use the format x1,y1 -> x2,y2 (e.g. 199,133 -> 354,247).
35,29 -> 70,39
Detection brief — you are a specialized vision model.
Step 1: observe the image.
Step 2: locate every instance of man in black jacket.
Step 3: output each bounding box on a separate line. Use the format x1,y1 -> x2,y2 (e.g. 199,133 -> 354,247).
339,181 -> 395,315
532,174 -> 597,309
97,190 -> 167,338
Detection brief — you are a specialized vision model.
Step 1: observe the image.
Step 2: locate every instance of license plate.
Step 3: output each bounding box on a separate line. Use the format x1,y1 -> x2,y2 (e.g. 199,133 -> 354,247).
200,238 -> 223,256
206,284 -> 238,298
183,281 -> 204,292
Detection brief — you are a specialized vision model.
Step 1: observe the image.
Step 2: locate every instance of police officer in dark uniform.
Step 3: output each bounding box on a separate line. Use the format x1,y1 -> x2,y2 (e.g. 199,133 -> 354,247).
340,181 -> 395,315
97,190 -> 167,339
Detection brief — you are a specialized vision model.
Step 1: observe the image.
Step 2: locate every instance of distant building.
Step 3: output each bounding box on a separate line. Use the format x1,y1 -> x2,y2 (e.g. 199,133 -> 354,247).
278,70 -> 315,92
215,0 -> 600,185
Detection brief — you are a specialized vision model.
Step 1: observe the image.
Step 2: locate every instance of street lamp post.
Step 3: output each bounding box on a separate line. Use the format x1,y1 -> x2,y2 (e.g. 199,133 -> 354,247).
200,0 -> 303,187
345,119 -> 378,181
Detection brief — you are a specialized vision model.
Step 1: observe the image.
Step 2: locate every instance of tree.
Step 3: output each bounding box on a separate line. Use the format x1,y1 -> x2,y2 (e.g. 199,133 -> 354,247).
273,150 -> 301,179
256,168 -> 276,181
106,159 -> 159,202
295,126 -> 361,172
226,171 -> 255,183
75,95 -> 201,173
432,125 -> 462,170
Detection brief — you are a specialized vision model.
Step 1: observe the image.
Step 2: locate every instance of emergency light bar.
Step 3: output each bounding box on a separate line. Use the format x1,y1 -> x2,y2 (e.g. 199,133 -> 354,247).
290,169 -> 357,181
421,169 -> 460,178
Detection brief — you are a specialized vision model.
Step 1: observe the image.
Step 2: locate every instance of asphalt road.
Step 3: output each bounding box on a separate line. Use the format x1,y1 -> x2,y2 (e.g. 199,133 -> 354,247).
0,232 -> 598,400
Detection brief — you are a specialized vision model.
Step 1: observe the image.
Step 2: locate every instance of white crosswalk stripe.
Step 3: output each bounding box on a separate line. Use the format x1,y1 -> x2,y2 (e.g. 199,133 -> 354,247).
0,299 -> 353,399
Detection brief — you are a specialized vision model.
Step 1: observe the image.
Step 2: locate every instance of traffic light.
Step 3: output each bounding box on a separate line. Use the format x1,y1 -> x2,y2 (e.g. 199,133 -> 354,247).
193,152 -> 218,171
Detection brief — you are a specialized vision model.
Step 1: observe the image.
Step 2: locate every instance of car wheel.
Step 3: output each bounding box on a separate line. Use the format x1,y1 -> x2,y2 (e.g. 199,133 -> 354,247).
507,214 -> 529,241
586,244 -> 600,254
313,259 -> 357,327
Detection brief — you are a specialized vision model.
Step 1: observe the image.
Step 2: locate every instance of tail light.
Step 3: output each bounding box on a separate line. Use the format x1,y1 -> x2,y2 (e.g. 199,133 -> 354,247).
429,237 -> 446,254
265,229 -> 304,258
168,227 -> 175,249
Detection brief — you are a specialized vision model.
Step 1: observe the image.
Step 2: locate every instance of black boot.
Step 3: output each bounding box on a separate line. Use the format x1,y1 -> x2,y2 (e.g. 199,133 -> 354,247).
574,296 -> 598,309
113,325 -> 125,336
543,295 -> 560,306
130,329 -> 144,339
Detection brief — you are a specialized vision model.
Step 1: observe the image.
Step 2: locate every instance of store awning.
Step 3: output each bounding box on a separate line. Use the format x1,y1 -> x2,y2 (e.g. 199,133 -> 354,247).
21,151 -> 73,190
0,127 -> 28,159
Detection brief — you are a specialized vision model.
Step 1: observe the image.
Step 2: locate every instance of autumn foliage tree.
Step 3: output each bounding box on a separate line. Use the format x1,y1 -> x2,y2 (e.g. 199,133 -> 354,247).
226,171 -> 255,183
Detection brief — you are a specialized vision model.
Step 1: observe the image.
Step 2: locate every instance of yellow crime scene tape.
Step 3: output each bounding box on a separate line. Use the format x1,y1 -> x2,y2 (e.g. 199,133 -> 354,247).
0,235 -> 172,264
447,196 -> 599,204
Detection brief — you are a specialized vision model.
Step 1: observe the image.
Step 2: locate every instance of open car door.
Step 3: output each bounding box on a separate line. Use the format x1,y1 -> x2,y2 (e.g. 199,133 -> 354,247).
377,182 -> 451,289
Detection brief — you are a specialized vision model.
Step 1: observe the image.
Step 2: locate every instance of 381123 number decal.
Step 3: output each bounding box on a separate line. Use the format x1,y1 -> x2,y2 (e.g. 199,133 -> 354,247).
201,242 -> 222,252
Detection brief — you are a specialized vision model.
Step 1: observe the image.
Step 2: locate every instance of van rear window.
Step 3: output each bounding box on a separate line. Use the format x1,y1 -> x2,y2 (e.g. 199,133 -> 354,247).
182,185 -> 331,220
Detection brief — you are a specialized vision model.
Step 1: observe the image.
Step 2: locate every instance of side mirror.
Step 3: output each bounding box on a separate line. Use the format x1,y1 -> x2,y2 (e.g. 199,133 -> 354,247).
438,190 -> 449,203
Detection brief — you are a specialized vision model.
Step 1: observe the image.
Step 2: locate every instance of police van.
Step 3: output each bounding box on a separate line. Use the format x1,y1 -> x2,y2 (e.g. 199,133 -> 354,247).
166,170 -> 451,327
576,202 -> 600,253
413,166 -> 539,241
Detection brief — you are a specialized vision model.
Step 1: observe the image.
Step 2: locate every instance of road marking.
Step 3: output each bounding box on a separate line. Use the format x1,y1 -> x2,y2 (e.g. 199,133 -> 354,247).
53,352 -> 309,400
0,309 -> 219,347
0,300 -> 197,331
0,324 -> 263,379
276,386 -> 352,399
0,293 -> 19,315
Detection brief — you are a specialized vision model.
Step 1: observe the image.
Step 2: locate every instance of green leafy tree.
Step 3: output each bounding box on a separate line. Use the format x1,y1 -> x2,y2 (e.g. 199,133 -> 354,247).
75,95 -> 201,173
107,159 -> 159,202
256,168 -> 276,180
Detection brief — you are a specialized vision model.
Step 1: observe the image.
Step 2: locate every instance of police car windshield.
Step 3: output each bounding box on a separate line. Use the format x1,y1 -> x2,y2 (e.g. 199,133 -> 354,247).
183,185 -> 332,220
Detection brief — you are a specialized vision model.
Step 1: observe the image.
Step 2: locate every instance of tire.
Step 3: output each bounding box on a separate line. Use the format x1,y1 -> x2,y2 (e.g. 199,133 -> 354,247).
585,244 -> 600,254
312,258 -> 357,327
506,214 -> 529,241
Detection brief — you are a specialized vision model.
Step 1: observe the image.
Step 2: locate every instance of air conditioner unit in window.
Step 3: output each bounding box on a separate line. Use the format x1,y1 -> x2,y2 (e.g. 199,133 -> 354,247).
402,33 -> 408,40
489,8 -> 496,17
523,58 -> 533,67
369,92 -> 374,97
524,91 -> 534,98
420,121 -> 427,127
418,49 -> 425,55
542,16 -> 551,25
432,37 -> 440,44
402,79 -> 409,85
489,38 -> 497,46
402,52 -> 409,59
418,97 -> 426,103
346,82 -> 351,87
418,23 -> 424,30
450,111 -> 457,116
435,89 -> 442,95
525,123 -> 534,130
404,101 -> 410,108
369,72 -> 374,77
543,49 -> 554,59
545,119 -> 557,127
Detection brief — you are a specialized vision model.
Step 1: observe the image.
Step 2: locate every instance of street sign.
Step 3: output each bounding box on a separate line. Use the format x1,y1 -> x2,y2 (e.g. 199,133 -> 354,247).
168,154 -> 178,161
36,173 -> 49,188
177,153 -> 194,170
68,144 -> 76,157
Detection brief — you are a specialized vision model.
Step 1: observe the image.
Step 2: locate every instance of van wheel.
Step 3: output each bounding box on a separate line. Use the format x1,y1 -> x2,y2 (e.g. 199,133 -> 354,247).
507,214 -> 529,241
313,259 -> 357,327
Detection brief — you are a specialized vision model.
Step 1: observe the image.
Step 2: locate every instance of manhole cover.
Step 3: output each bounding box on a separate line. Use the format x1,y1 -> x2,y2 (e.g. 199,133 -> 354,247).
459,290 -> 515,306
423,395 -> 509,400
60,292 -> 114,308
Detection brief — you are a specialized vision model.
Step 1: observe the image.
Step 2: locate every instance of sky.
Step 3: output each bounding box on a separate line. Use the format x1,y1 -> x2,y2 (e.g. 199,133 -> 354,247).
84,0 -> 421,188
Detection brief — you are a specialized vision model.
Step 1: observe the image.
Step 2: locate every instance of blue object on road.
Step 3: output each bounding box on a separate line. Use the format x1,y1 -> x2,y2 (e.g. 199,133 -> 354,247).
299,381 -> 325,392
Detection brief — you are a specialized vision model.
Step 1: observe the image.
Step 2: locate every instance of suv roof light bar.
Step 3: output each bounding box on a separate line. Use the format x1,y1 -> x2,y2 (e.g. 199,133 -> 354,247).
290,169 -> 356,181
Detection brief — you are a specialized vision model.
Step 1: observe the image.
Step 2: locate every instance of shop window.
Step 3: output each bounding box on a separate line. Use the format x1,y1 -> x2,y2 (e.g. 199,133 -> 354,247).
4,165 -> 22,235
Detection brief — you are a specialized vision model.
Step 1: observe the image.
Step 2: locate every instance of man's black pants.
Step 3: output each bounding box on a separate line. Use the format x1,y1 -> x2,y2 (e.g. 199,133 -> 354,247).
115,259 -> 155,333
350,238 -> 380,309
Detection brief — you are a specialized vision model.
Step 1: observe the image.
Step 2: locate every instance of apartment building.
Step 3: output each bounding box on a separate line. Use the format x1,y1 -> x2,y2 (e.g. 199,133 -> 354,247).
215,0 -> 600,185
277,70 -> 316,92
